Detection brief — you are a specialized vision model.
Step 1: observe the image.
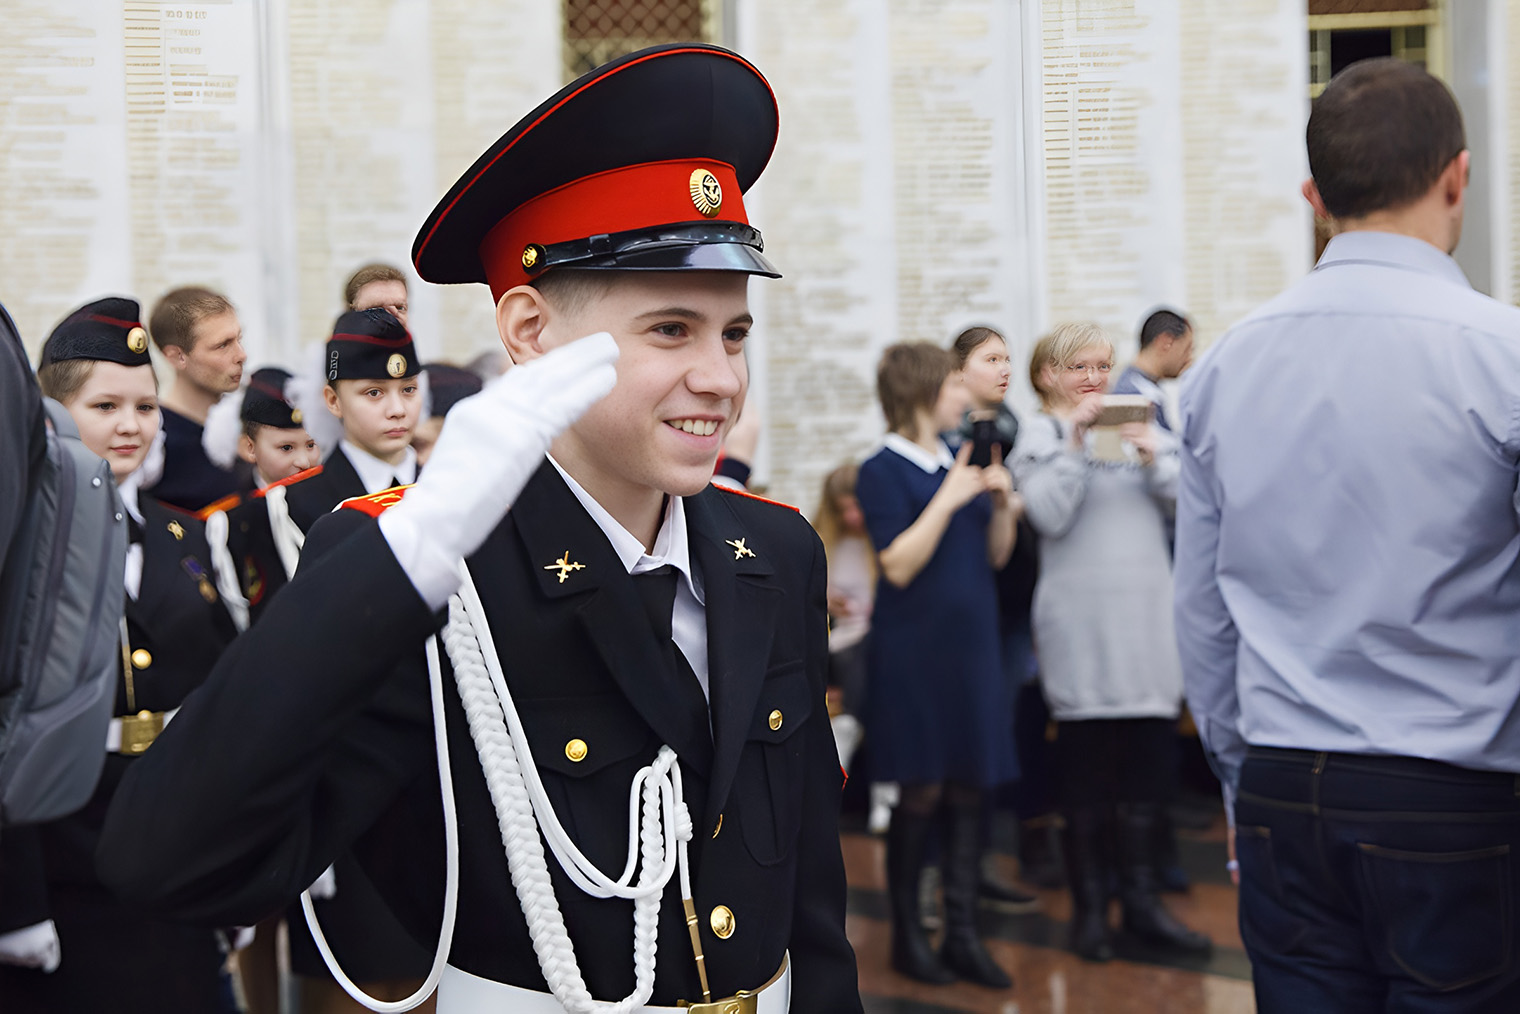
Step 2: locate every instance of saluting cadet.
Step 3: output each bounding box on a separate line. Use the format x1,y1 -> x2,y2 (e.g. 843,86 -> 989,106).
0,299 -> 238,1013
99,43 -> 861,1013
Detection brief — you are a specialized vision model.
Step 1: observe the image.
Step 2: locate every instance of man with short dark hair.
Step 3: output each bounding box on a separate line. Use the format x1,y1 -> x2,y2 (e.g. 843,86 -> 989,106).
344,263 -> 409,327
1112,309 -> 1192,432
1177,58 -> 1520,1012
147,286 -> 248,510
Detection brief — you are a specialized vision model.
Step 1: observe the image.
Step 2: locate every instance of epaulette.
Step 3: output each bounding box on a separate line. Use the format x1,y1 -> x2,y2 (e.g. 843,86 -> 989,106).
252,464 -> 323,499
196,492 -> 243,521
711,484 -> 800,514
338,484 -> 414,518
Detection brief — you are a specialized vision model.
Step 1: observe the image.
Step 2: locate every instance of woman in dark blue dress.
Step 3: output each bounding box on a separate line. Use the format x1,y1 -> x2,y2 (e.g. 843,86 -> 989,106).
857,343 -> 1021,987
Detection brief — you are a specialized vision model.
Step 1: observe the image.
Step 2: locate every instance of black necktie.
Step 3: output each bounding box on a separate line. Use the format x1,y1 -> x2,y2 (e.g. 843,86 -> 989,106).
634,565 -> 678,642
127,515 -> 144,546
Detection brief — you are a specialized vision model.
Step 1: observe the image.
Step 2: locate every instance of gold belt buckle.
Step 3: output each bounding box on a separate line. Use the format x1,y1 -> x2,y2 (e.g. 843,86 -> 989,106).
119,710 -> 164,755
678,993 -> 757,1014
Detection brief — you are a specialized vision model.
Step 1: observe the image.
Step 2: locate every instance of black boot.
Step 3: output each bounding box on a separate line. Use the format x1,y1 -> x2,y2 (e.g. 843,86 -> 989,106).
939,799 -> 1013,988
1117,803 -> 1212,953
1018,814 -> 1067,889
1062,806 -> 1115,962
887,812 -> 955,984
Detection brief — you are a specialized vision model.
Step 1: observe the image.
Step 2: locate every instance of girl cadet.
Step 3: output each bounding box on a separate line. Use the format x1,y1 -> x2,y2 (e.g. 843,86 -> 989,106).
0,298 -> 238,1013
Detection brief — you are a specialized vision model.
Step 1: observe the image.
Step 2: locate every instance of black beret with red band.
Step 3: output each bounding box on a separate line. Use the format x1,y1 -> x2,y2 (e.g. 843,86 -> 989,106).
411,43 -> 781,300
41,297 -> 151,369
326,308 -> 420,382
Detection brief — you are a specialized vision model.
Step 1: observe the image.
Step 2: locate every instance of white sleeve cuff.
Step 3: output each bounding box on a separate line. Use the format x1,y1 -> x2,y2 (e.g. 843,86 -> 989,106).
378,509 -> 462,611
0,920 -> 61,972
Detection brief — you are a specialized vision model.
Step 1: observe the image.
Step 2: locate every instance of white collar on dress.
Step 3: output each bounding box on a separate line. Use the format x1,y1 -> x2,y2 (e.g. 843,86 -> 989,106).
882,432 -> 954,473
547,456 -> 703,605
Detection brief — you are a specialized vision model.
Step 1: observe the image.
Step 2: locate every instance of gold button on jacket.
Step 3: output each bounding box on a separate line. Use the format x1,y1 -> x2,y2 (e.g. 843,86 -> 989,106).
767,709 -> 782,731
709,904 -> 735,939
131,648 -> 153,670
564,738 -> 588,763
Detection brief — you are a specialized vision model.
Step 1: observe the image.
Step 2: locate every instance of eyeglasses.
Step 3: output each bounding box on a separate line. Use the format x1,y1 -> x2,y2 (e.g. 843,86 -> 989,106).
1063,363 -> 1112,377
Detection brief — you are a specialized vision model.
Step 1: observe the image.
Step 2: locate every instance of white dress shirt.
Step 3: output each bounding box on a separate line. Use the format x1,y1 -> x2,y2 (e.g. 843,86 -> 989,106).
341,439 -> 418,495
1176,231 -> 1520,812
548,457 -> 710,700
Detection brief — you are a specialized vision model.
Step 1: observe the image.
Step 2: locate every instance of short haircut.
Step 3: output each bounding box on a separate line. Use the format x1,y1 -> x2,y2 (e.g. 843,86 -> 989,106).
949,325 -> 1006,367
1139,309 -> 1190,349
876,342 -> 954,434
37,359 -> 97,404
533,268 -> 615,317
344,263 -> 408,308
1029,323 -> 1113,409
1307,58 -> 1466,219
149,287 -> 235,353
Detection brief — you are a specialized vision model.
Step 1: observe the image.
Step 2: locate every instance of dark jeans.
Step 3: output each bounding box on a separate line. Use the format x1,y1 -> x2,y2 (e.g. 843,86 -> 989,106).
1237,747 -> 1520,1014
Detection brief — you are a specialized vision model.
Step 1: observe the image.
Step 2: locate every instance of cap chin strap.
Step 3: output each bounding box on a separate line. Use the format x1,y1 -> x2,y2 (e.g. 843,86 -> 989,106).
302,559 -> 694,1014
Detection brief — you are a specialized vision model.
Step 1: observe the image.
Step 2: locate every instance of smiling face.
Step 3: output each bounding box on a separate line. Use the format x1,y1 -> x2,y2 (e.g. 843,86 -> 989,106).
64,361 -> 161,482
524,271 -> 751,517
240,424 -> 319,485
1048,343 -> 1114,409
323,376 -> 422,464
959,334 -> 1011,409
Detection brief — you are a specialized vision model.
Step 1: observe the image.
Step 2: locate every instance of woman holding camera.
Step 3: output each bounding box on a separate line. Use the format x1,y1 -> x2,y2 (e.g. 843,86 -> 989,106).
857,343 -> 1021,988
1012,323 -> 1210,961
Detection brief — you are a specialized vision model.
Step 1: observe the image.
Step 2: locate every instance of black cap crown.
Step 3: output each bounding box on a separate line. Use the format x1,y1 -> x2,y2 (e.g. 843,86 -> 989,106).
423,363 -> 484,418
325,308 -> 420,382
242,367 -> 304,429
41,297 -> 151,369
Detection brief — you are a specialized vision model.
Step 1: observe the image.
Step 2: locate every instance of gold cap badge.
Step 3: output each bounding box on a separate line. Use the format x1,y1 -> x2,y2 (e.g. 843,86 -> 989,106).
386,353 -> 407,378
521,244 -> 543,271
689,168 -> 723,218
126,326 -> 148,354
291,408 -> 303,424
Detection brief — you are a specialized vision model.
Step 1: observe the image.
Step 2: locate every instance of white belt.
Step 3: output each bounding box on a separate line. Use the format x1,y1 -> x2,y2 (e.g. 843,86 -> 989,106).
436,954 -> 791,1014
106,707 -> 179,753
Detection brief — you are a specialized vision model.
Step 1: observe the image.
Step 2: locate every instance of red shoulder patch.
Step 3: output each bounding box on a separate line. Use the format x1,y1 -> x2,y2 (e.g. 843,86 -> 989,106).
196,492 -> 243,521
252,464 -> 324,499
711,484 -> 800,513
338,484 -> 414,518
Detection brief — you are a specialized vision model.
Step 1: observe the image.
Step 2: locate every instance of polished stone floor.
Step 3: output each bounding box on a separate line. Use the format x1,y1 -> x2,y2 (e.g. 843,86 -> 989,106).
846,813 -> 1255,1014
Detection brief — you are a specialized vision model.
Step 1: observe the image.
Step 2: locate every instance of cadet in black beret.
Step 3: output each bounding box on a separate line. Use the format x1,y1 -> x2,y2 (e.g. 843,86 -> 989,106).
102,44 -> 863,1013
0,299 -> 238,1014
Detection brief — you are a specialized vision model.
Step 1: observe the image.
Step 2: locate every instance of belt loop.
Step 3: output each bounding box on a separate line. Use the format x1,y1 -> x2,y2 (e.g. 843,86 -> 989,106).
1310,752 -> 1328,816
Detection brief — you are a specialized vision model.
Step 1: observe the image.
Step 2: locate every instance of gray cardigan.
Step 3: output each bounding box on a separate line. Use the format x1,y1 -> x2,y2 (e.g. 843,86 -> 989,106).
1012,414 -> 1183,722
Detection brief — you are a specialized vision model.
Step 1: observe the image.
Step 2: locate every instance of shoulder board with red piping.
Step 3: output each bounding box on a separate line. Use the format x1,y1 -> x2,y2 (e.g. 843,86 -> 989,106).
252,464 -> 324,500
338,484 -> 414,518
196,492 -> 243,521
711,484 -> 799,513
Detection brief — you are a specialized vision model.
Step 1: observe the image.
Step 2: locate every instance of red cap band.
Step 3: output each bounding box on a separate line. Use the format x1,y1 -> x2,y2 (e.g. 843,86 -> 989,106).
478,158 -> 746,300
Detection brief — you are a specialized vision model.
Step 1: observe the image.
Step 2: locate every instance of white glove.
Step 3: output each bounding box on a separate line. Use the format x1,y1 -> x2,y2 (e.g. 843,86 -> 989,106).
0,920 -> 61,972
380,332 -> 619,608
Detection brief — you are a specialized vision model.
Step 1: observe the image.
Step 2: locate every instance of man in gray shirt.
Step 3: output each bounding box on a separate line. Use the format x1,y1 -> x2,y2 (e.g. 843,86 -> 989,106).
1177,59 -> 1520,1013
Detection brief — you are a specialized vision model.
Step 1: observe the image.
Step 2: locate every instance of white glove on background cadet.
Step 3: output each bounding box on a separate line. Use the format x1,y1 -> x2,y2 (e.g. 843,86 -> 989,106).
379,332 -> 619,609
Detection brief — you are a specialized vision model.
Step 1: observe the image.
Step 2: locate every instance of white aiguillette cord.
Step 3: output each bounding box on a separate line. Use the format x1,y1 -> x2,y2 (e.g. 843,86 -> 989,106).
303,560 -> 696,1014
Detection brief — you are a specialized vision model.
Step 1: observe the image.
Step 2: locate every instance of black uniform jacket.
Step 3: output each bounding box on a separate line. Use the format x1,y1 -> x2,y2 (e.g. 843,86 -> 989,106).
1,498 -> 236,1011
99,462 -> 862,1011
283,447 -> 370,534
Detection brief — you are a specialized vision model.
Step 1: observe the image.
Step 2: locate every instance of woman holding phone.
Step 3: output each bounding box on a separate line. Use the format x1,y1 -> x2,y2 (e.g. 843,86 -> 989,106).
1012,323 -> 1210,962
857,343 -> 1021,988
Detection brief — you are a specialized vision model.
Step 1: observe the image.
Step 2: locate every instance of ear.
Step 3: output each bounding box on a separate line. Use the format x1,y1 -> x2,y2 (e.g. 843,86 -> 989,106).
1301,178 -> 1331,220
1443,149 -> 1471,206
495,286 -> 553,365
162,343 -> 189,370
237,433 -> 257,465
322,383 -> 342,419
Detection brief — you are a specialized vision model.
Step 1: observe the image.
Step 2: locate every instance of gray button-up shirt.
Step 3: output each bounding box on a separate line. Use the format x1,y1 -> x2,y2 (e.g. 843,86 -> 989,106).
1175,230 -> 1520,809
